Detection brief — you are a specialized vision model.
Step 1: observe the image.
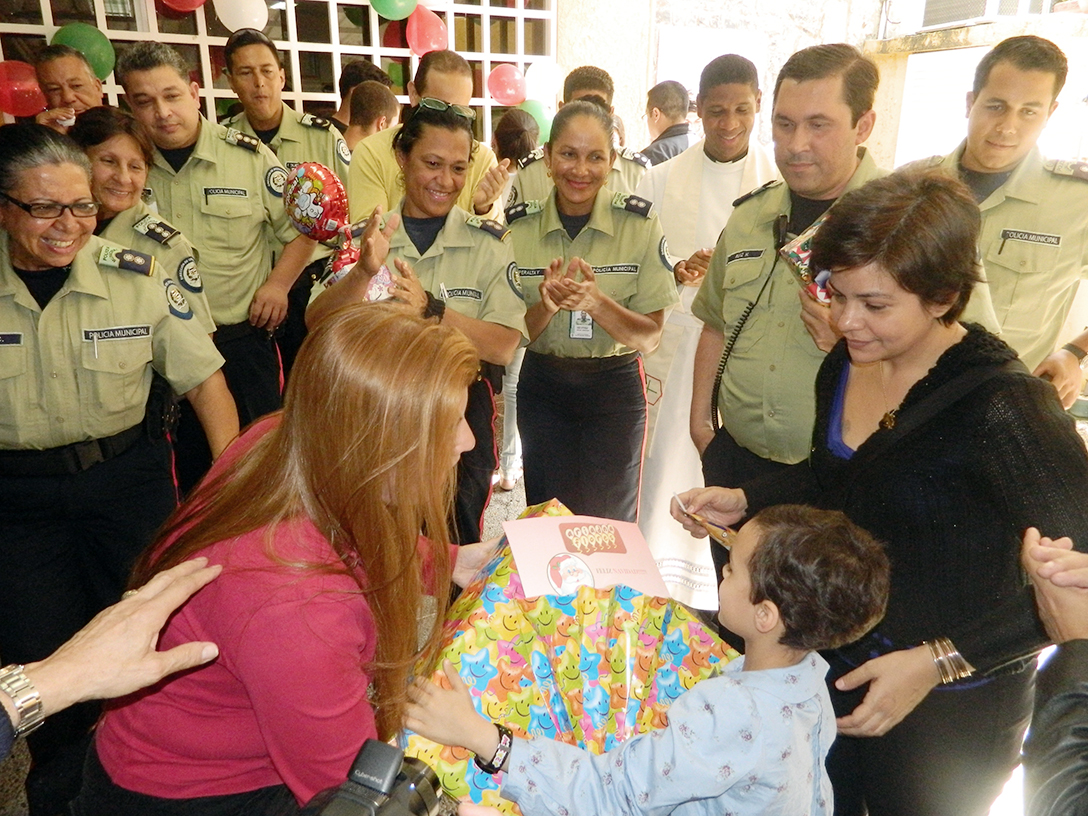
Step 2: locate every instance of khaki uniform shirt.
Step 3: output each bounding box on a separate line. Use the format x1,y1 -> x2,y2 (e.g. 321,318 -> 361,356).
0,232 -> 224,450
508,188 -> 679,358
927,145 -> 1088,370
692,149 -> 887,464
508,146 -> 650,209
145,117 -> 299,326
386,204 -> 527,339
99,201 -> 215,334
227,103 -> 350,266
348,125 -> 501,223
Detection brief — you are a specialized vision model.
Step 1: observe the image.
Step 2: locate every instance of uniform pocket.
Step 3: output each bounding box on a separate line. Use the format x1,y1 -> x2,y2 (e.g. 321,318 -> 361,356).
595,271 -> 638,305
199,196 -> 257,253
80,335 -> 153,414
0,342 -> 27,436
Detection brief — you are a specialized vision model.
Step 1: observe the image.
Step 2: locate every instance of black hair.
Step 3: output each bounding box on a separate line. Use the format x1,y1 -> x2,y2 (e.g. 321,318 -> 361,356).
223,28 -> 281,73
973,35 -> 1067,100
115,42 -> 190,87
546,99 -> 613,152
563,66 -> 614,105
350,81 -> 400,128
773,43 -> 879,127
69,106 -> 155,166
492,108 -> 539,164
340,59 -> 393,99
699,54 -> 759,98
392,104 -> 474,161
646,80 -> 689,120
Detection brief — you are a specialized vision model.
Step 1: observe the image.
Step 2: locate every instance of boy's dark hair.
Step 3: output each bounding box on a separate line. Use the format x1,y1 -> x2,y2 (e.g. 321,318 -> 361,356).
972,35 -> 1067,100
699,54 -> 759,99
340,59 -> 393,99
748,505 -> 889,651
773,43 -> 878,127
811,168 -> 982,325
646,80 -> 689,120
415,50 -> 472,97
350,81 -> 400,128
223,28 -> 281,73
563,66 -> 614,105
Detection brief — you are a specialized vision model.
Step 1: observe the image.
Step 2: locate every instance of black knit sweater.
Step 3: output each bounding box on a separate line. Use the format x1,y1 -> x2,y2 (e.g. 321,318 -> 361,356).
744,325 -> 1088,676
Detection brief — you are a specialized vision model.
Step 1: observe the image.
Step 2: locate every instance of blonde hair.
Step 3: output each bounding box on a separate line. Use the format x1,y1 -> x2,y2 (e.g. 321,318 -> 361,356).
134,303 -> 478,738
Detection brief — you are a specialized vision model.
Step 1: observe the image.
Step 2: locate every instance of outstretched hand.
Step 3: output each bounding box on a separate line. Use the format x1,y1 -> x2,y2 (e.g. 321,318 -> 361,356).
357,205 -> 400,278
406,660 -> 495,758
670,487 -> 747,537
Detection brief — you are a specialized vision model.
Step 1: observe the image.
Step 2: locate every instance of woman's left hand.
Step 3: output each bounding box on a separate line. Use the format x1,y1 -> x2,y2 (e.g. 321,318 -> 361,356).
834,646 -> 940,737
388,257 -> 429,315
453,538 -> 501,588
551,257 -> 603,313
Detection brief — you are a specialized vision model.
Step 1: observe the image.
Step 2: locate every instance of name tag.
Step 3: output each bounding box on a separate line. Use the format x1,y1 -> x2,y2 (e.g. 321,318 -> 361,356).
442,287 -> 482,301
203,187 -> 248,199
1000,229 -> 1061,247
83,325 -> 152,341
593,264 -> 639,275
519,267 -> 546,278
0,333 -> 23,346
570,310 -> 593,339
727,249 -> 764,264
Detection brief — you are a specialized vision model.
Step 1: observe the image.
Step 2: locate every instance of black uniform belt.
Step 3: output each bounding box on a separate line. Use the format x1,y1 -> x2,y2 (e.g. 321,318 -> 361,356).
525,349 -> 639,373
0,424 -> 144,477
213,320 -> 265,345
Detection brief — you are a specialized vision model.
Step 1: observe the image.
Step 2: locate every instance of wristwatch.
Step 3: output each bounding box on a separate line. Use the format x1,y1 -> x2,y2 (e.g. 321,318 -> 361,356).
0,664 -> 45,736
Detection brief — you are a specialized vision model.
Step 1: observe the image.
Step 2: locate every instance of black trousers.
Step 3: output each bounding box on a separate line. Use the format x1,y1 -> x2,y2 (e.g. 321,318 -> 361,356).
72,742 -> 300,816
700,426 -> 791,648
518,351 -> 646,523
0,435 -> 176,815
826,664 -> 1035,816
276,260 -> 323,386
174,325 -> 282,495
452,376 -> 497,545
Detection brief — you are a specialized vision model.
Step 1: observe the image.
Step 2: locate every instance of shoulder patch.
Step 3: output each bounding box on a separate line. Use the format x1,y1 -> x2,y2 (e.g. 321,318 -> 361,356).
518,146 -> 545,170
335,137 -> 352,166
300,113 -> 333,130
97,245 -> 156,277
505,199 -> 544,223
265,165 -> 288,197
466,215 -> 509,241
612,192 -> 653,218
176,256 -> 202,293
619,146 -> 652,169
163,278 -> 193,320
732,179 -> 783,208
132,214 -> 179,246
1043,159 -> 1088,182
505,260 -> 523,299
224,128 -> 260,152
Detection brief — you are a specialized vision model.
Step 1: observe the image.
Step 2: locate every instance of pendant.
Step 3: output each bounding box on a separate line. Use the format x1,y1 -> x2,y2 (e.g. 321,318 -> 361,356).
880,410 -> 897,430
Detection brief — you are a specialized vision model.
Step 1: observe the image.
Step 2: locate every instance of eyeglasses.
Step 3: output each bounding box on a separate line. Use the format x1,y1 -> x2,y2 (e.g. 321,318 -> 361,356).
0,192 -> 100,220
417,97 -> 476,122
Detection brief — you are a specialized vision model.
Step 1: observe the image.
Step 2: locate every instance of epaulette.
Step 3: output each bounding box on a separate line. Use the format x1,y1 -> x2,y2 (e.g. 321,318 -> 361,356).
619,146 -> 652,170
97,245 -> 156,277
611,192 -> 653,218
132,214 -> 180,246
732,179 -> 782,208
505,199 -> 544,223
1043,158 -> 1088,182
300,113 -> 332,130
518,147 -> 545,170
900,155 -> 945,173
224,128 -> 260,152
466,215 -> 510,241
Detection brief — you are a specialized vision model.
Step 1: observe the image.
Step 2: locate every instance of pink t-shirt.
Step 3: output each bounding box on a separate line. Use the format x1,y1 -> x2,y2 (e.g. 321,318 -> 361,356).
95,418 -> 379,804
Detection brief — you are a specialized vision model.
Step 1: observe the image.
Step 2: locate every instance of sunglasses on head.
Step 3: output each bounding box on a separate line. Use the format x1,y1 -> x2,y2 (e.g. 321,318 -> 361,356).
417,97 -> 476,122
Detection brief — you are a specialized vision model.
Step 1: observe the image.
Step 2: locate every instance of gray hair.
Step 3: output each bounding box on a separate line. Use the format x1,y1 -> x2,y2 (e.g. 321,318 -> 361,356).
116,42 -> 190,88
0,124 -> 91,196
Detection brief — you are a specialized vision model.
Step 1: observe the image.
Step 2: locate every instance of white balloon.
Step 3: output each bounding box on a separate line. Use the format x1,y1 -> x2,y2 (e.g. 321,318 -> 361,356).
213,0 -> 269,32
524,59 -> 561,107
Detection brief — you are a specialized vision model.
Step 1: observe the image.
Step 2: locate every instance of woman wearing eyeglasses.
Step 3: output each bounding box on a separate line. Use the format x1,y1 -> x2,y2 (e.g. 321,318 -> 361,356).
309,100 -> 526,545
0,123 -> 236,813
504,100 -> 679,523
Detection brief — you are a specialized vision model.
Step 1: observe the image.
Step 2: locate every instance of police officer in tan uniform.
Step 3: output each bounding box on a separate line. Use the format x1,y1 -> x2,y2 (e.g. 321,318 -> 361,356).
310,103 -> 525,544
348,50 -> 508,223
222,28 -> 352,378
506,101 -> 677,523
509,66 -> 650,208
910,36 -> 1088,407
0,124 -> 236,814
116,42 -> 315,489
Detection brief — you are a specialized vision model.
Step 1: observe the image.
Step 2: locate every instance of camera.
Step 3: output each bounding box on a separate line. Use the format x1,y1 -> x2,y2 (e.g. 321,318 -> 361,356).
300,739 -> 457,816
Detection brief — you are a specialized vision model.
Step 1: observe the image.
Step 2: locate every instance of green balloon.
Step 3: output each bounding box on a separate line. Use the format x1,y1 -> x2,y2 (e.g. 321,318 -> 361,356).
371,0 -> 416,21
518,99 -> 551,142
51,23 -> 115,80
386,62 -> 406,89
344,6 -> 366,26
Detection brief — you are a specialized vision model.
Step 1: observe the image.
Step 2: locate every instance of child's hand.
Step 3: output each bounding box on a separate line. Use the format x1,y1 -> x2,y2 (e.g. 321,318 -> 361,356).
406,660 -> 499,759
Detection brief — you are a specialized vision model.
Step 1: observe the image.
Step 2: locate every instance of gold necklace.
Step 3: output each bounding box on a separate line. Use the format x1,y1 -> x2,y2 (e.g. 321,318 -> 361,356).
879,361 -> 898,430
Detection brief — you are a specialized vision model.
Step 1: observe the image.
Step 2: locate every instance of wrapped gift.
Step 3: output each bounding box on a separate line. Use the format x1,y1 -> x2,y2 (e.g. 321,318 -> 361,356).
404,502 -> 739,814
781,212 -> 831,304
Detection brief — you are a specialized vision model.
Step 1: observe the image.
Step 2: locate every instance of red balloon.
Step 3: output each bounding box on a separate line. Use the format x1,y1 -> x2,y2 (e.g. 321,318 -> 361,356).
162,0 -> 206,11
406,5 -> 447,57
0,61 -> 46,118
283,162 -> 350,244
487,64 -> 526,106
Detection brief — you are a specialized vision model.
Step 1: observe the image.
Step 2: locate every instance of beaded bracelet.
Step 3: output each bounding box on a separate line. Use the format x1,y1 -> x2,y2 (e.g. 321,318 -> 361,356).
474,723 -> 513,775
924,638 -> 975,685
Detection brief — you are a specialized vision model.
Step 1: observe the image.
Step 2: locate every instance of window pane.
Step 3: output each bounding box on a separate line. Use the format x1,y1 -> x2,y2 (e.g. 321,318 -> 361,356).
489,15 -> 516,54
2,2 -> 44,26
454,13 -> 482,53
337,4 -> 372,47
524,18 -> 547,55
299,50 -> 333,93
295,0 -> 331,45
49,0 -> 94,27
153,0 -> 198,34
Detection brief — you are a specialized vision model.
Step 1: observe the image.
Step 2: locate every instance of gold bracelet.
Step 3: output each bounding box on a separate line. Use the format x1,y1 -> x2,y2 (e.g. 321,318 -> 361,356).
924,638 -> 975,685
